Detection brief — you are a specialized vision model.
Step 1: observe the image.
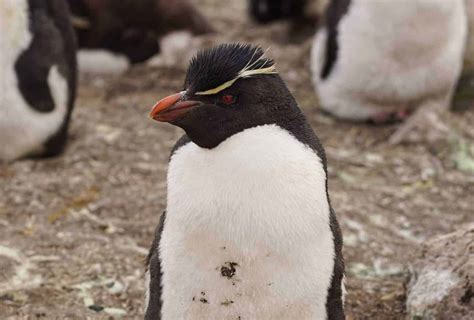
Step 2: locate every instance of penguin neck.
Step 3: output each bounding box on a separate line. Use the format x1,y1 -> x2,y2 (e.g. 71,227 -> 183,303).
182,99 -> 313,151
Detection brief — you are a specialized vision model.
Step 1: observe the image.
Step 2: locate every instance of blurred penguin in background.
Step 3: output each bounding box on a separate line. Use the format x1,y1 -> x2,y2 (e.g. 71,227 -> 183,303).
463,0 -> 474,72
249,0 -> 329,39
453,0 -> 474,111
68,0 -> 214,64
311,0 -> 467,142
0,0 -> 77,162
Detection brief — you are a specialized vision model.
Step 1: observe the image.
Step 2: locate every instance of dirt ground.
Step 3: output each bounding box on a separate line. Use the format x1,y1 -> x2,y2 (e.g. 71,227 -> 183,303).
1,1 -> 473,319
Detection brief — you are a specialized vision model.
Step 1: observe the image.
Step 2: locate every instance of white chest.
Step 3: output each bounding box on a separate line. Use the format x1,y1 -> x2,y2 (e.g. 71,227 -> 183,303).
160,125 -> 334,320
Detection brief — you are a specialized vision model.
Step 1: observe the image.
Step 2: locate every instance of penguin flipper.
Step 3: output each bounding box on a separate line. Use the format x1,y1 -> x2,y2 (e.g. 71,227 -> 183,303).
320,0 -> 351,80
144,137 -> 190,319
326,206 -> 346,320
15,0 -> 76,114
145,211 -> 166,320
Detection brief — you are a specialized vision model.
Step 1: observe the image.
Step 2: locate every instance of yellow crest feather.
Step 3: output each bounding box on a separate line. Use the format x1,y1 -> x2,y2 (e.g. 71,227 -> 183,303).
195,54 -> 277,96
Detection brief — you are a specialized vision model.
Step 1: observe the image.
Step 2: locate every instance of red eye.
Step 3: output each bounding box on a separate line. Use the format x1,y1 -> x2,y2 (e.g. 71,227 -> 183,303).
222,94 -> 235,105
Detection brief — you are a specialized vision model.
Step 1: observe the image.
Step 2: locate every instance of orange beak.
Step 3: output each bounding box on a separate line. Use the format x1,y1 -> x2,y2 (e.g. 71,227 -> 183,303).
149,91 -> 202,122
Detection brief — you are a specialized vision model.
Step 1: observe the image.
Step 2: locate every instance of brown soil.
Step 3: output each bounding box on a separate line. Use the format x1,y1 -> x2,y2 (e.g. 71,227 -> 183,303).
1,0 -> 473,319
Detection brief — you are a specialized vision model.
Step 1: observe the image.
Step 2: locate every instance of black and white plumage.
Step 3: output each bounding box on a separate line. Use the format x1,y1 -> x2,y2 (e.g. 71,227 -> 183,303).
146,44 -> 345,319
0,0 -> 77,161
311,0 -> 467,122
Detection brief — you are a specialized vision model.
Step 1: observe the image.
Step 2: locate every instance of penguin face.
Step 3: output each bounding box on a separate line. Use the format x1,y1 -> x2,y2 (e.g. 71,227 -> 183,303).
150,44 -> 297,149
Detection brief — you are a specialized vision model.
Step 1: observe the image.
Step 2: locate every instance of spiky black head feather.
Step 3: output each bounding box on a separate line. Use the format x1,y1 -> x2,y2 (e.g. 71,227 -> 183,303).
184,43 -> 274,94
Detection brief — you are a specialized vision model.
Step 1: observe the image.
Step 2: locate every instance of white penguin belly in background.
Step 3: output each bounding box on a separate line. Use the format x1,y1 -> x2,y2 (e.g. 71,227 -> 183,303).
0,0 -> 76,161
311,0 -> 467,121
161,125 -> 334,320
77,49 -> 129,75
0,65 -> 68,161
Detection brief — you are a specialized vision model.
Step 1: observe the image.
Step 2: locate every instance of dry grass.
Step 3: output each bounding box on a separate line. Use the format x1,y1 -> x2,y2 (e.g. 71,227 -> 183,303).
1,0 -> 473,318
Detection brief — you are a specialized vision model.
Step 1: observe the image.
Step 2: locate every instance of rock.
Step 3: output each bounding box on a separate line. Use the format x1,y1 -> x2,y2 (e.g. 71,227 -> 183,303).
406,224 -> 474,319
104,307 -> 127,317
0,245 -> 43,294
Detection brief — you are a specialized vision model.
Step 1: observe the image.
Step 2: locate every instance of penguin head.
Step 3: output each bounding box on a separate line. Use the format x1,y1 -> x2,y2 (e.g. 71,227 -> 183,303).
150,43 -> 298,149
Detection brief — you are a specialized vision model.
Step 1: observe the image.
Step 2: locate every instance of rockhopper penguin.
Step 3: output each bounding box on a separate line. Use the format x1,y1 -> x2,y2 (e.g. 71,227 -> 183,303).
145,43 -> 345,319
0,0 -> 77,161
311,0 -> 467,124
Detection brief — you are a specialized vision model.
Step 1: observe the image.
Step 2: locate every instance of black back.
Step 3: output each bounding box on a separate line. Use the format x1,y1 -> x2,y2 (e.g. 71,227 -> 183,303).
249,0 -> 307,23
320,0 -> 351,80
15,0 -> 77,157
